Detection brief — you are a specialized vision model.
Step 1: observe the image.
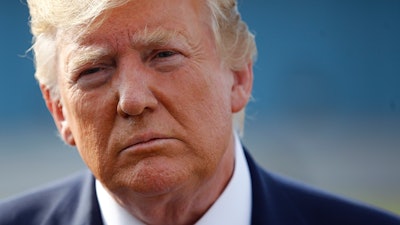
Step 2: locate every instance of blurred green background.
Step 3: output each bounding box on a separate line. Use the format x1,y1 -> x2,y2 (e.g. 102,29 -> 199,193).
1,0 -> 399,215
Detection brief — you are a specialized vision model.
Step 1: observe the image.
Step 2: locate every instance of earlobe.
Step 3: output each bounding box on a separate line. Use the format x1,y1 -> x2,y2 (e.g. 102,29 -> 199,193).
60,120 -> 75,146
40,85 -> 76,146
231,62 -> 254,113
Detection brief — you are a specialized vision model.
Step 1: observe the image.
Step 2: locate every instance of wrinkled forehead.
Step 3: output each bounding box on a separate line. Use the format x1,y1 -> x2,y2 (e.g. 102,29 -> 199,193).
62,27 -> 195,75
52,1 -> 129,48
56,0 -> 209,44
56,0 -> 214,72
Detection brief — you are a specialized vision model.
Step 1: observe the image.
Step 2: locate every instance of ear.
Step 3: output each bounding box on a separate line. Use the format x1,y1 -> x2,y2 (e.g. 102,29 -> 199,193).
231,62 -> 253,113
40,85 -> 76,146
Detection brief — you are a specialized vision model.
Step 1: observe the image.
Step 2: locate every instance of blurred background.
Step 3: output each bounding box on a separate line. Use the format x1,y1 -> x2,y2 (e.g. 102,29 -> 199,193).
1,0 -> 399,215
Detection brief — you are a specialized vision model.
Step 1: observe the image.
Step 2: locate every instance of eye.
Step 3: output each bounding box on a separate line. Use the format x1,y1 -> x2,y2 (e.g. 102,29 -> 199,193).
80,67 -> 106,76
147,49 -> 185,72
75,64 -> 114,90
154,50 -> 177,59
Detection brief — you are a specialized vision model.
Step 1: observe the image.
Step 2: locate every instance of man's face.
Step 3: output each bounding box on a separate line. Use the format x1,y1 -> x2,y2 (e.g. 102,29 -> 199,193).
50,0 -> 251,197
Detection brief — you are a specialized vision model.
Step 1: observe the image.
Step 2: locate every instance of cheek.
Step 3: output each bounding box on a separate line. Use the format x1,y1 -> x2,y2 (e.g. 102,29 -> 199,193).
170,66 -> 233,146
189,66 -> 231,112
64,90 -> 118,171
189,71 -> 232,121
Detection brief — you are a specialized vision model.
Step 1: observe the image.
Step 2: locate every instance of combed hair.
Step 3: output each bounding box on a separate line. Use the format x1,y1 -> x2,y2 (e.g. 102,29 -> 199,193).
27,0 -> 257,135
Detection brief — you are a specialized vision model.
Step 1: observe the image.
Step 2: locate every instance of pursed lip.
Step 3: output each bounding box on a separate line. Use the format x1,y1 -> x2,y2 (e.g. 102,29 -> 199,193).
121,133 -> 174,152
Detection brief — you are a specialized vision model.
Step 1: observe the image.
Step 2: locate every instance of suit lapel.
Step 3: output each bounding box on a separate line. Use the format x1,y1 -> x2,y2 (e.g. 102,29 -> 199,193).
69,171 -> 104,225
244,149 -> 272,224
244,149 -> 307,225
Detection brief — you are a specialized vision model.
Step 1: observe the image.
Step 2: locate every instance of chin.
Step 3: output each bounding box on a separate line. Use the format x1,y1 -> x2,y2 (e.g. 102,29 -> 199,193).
110,156 -> 193,197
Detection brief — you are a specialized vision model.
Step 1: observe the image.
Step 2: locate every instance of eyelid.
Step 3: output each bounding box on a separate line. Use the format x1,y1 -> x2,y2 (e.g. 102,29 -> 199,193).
152,49 -> 179,59
67,47 -> 114,77
80,64 -> 109,76
74,64 -> 114,89
76,59 -> 114,73
147,50 -> 186,73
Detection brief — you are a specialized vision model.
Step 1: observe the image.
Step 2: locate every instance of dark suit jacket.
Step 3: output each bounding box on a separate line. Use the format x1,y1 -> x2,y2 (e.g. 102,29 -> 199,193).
1,150 -> 399,225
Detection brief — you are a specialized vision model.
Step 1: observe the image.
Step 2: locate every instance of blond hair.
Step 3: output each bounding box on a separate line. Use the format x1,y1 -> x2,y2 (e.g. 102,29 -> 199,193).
27,0 -> 257,134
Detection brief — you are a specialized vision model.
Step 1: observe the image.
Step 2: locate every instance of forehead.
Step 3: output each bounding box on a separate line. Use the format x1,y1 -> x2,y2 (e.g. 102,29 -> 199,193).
63,27 -> 195,74
60,0 -> 208,45
58,0 -> 215,71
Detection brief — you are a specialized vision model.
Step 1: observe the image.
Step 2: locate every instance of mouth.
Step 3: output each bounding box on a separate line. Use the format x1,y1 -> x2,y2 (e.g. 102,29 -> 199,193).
121,134 -> 175,153
132,138 -> 165,147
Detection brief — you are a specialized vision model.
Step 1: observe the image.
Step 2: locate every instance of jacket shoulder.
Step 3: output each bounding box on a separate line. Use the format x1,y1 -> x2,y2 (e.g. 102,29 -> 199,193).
270,171 -> 399,224
245,150 -> 400,225
0,170 -> 98,225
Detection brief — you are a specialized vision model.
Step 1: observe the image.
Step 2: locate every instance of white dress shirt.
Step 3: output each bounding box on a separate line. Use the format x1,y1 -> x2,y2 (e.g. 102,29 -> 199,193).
96,133 -> 252,225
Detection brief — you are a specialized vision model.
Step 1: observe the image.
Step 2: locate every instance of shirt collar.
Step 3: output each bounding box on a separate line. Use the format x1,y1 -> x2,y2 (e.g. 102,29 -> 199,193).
195,132 -> 252,225
96,133 -> 252,225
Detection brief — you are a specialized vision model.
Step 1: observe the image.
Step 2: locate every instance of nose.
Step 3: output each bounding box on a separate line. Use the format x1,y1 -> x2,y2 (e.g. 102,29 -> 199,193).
117,67 -> 158,118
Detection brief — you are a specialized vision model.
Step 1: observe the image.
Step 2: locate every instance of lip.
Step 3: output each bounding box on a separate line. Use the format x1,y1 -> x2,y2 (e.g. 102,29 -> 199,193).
121,133 -> 174,153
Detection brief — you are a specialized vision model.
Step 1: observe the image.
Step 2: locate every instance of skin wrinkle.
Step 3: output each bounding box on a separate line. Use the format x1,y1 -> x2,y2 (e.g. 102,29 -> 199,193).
66,46 -> 112,77
64,27 -> 203,84
31,0 -> 256,135
112,134 -> 235,224
34,0 -> 254,224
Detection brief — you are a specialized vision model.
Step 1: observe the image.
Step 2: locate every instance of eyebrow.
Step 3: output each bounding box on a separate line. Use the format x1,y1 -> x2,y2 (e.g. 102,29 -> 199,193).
66,45 -> 112,75
65,27 -> 194,74
129,26 -> 192,49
